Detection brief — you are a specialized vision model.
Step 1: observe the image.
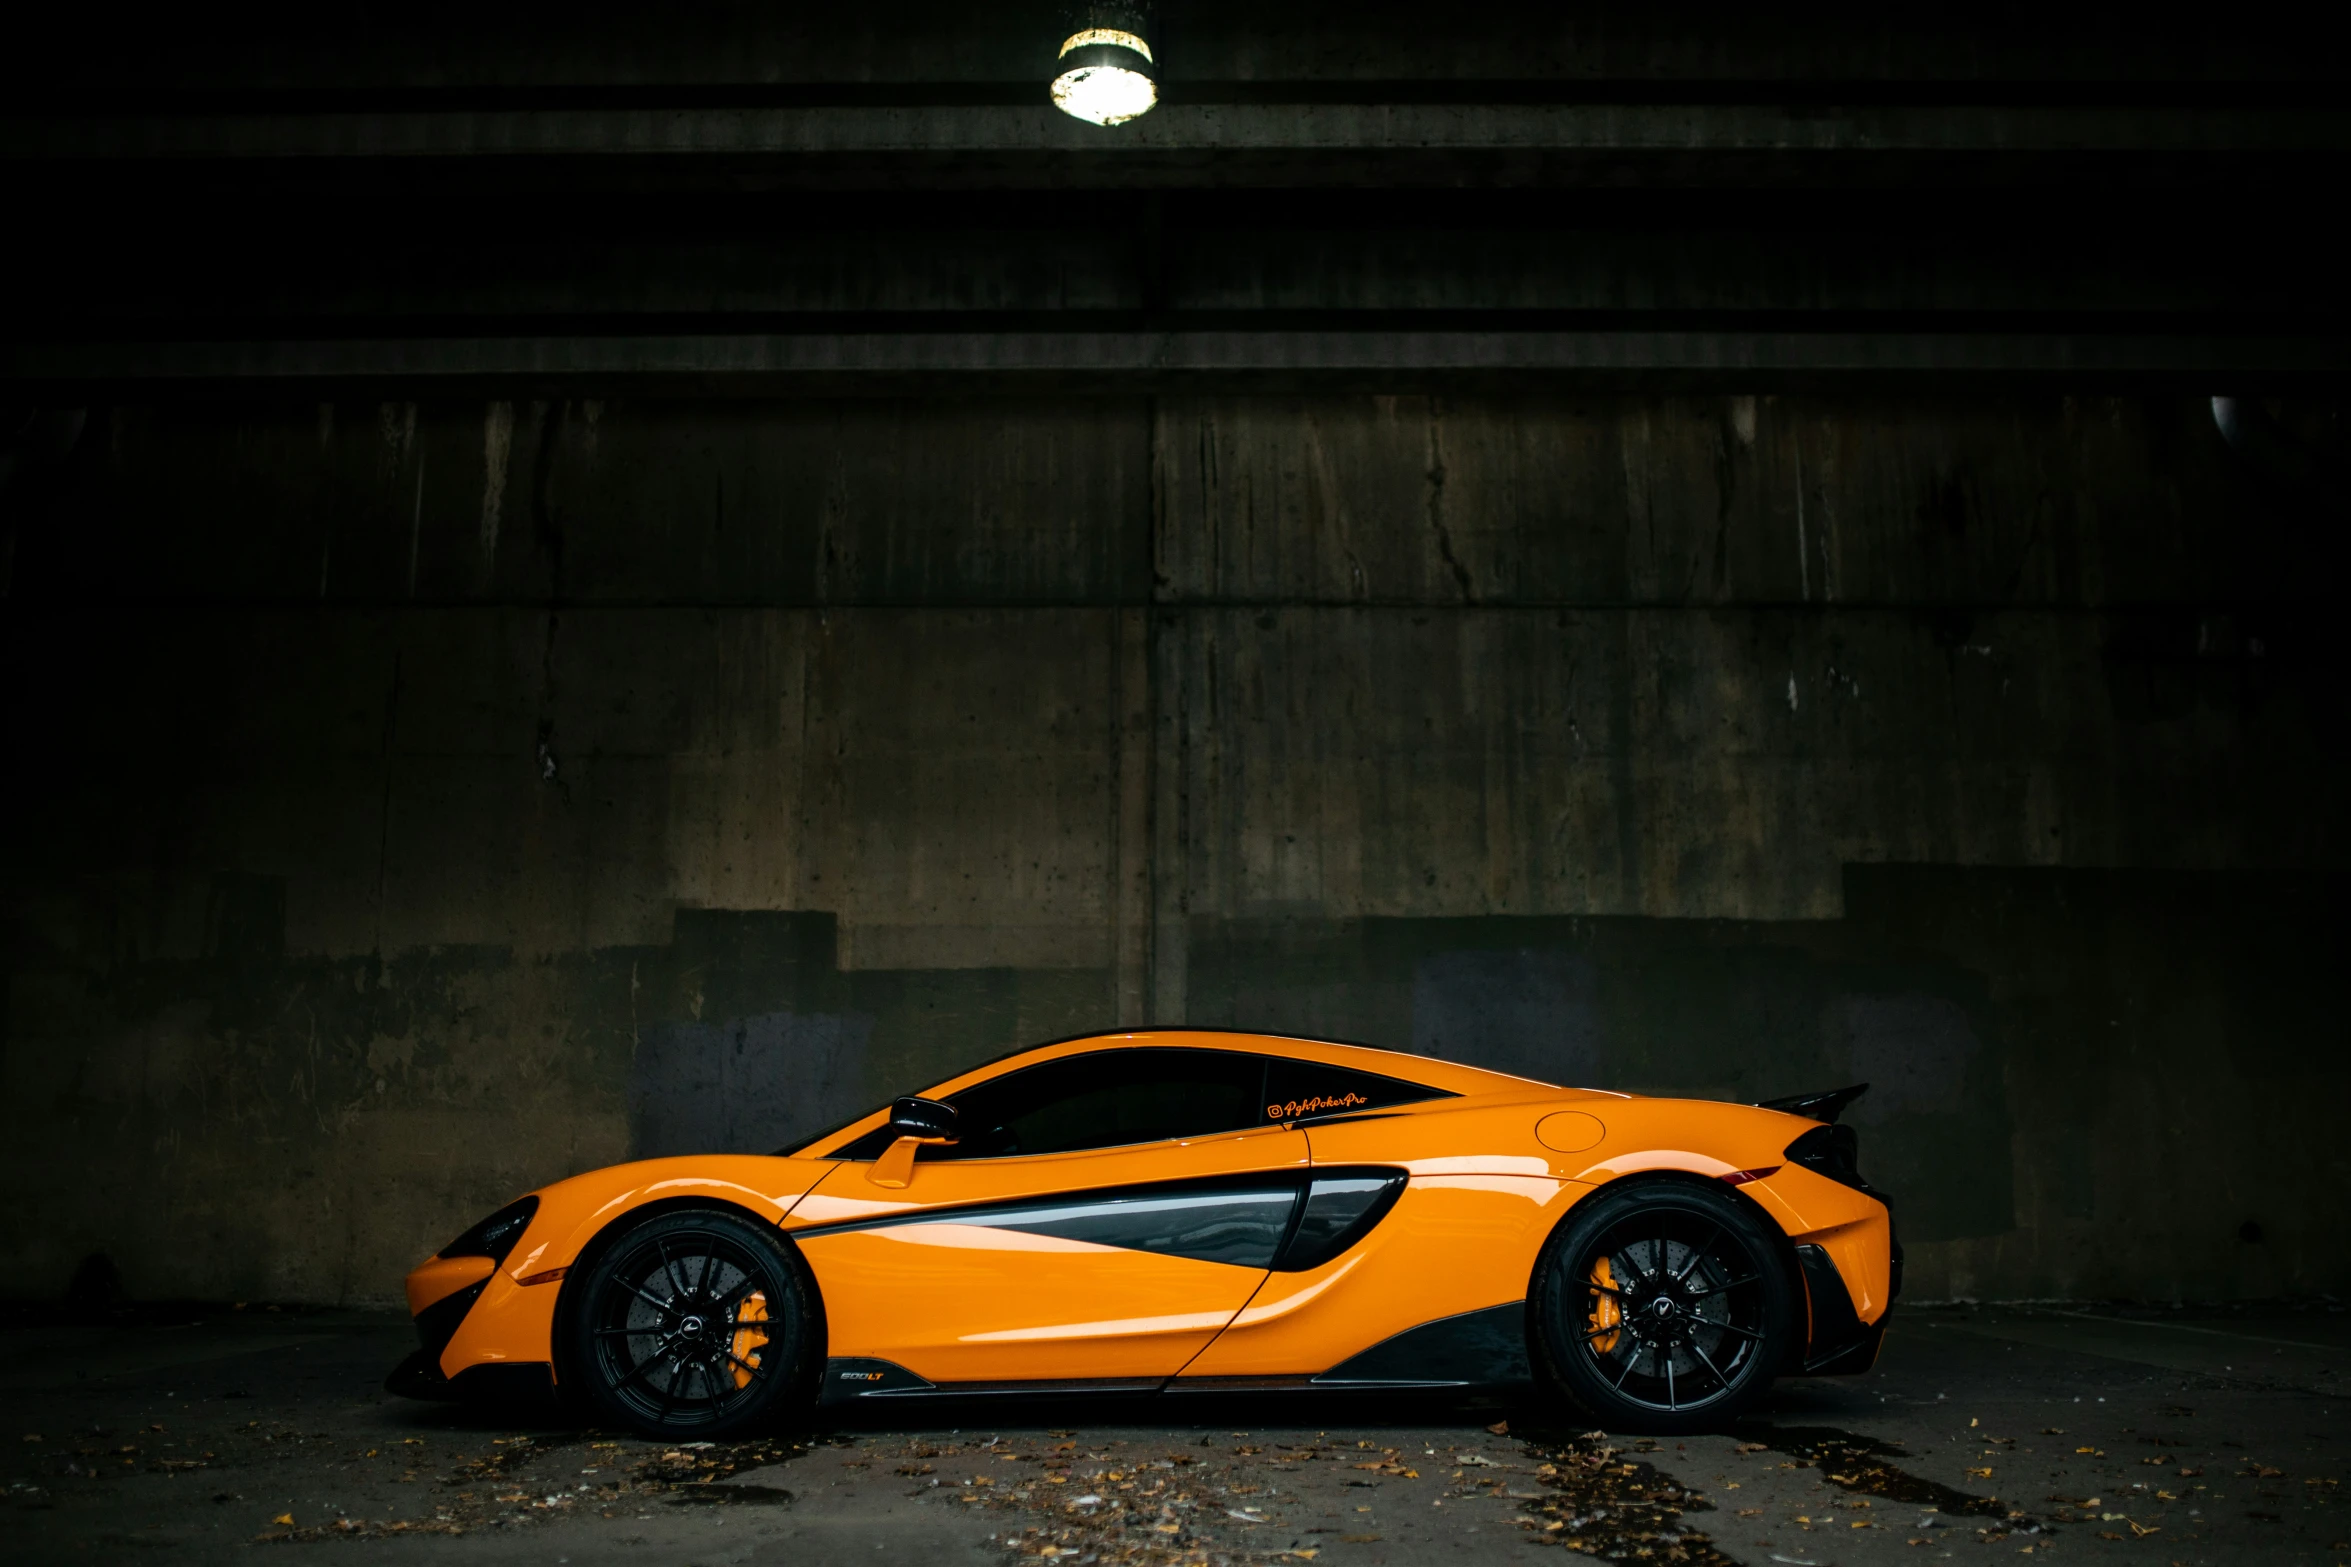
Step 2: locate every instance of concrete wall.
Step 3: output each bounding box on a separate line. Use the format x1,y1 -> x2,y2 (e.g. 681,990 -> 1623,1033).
4,394 -> 2345,1306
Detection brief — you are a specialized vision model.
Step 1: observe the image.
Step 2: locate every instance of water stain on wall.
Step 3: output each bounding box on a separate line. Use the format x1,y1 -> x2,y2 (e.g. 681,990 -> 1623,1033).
1412,948 -> 1604,1085
629,1008 -> 873,1158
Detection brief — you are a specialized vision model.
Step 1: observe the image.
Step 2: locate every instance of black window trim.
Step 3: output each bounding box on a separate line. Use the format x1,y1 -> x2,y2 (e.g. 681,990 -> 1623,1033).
786,1042 -> 1457,1162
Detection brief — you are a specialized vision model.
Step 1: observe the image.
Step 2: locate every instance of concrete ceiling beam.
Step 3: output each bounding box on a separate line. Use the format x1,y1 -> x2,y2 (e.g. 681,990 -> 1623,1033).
10,326 -> 2343,395
10,102 -> 2346,168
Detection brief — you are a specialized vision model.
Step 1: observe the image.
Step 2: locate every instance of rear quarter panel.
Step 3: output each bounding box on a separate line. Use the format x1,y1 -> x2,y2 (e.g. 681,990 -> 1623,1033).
1556,1098 -> 1895,1326
1186,1092 -> 1889,1375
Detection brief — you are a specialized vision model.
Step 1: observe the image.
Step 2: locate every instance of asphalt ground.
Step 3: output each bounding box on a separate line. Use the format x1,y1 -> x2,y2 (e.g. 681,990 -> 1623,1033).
3,1301 -> 2346,1567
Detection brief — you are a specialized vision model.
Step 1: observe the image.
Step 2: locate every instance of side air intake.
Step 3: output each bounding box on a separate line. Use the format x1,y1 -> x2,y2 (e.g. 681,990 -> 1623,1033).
1276,1169 -> 1407,1272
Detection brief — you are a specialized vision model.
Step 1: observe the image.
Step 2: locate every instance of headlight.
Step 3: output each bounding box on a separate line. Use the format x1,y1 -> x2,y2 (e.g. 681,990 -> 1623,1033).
437,1196 -> 539,1265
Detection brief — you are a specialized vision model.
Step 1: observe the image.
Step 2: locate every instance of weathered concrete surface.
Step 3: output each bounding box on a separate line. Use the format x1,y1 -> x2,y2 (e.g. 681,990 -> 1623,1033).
4,1302 -> 2348,1565
20,5 -> 2344,91
2,395 -> 2345,1306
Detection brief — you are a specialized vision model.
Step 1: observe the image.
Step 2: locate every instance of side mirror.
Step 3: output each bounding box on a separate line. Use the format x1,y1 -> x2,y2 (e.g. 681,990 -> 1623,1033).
888,1096 -> 960,1141
868,1097 -> 960,1187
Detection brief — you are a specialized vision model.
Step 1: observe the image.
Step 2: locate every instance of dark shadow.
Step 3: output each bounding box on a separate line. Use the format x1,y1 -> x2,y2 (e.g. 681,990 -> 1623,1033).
813,1386 -> 1523,1436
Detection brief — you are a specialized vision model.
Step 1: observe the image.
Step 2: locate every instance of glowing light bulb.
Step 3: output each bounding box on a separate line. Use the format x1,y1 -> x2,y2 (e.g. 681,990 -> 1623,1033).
1051,17 -> 1157,126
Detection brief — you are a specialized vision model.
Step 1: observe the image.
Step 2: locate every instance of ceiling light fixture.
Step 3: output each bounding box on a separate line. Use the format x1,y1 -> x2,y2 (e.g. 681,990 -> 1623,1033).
1052,2 -> 1157,127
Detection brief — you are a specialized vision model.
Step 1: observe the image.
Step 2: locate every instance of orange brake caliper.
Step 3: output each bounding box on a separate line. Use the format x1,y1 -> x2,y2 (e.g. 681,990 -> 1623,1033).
729,1291 -> 770,1388
1587,1255 -> 1622,1353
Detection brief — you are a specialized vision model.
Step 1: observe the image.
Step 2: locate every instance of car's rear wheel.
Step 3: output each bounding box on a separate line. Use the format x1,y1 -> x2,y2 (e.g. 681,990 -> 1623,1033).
1530,1179 -> 1796,1434
559,1209 -> 818,1438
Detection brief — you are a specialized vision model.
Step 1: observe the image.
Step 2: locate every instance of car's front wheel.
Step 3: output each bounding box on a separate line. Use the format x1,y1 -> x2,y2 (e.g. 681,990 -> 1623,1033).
559,1208 -> 819,1438
1530,1179 -> 1797,1433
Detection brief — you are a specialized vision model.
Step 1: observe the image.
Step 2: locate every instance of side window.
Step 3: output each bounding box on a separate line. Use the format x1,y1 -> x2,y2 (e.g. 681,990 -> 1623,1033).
936,1049 -> 1267,1160
825,1046 -> 1455,1161
1260,1058 -> 1453,1124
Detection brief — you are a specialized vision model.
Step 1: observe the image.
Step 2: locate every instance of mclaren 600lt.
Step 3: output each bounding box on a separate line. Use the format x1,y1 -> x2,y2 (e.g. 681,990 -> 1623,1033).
390,1030 -> 1897,1435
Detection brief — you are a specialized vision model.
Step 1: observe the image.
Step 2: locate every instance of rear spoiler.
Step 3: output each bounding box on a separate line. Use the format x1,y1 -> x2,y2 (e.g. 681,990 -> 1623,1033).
1756,1083 -> 1869,1124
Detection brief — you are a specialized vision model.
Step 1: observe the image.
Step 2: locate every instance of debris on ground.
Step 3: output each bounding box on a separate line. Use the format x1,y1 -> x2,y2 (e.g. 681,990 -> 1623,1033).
1502,1422 -> 1733,1564
250,1428 -> 819,1542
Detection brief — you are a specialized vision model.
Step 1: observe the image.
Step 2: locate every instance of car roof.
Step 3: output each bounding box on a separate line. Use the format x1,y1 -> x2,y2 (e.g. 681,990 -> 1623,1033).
925,1028 -> 1566,1101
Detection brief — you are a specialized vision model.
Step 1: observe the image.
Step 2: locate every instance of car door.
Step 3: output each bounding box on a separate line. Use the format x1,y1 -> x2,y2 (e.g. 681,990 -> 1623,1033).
788,1047 -> 1310,1388
1176,1054 -> 1527,1385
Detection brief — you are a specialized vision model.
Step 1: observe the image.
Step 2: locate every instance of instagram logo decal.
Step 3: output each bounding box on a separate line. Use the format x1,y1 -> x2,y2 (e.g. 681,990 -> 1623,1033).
1266,1092 -> 1371,1121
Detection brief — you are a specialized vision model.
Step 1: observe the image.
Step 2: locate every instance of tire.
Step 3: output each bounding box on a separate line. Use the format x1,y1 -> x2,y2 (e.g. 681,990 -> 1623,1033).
1529,1178 -> 1798,1434
557,1208 -> 820,1439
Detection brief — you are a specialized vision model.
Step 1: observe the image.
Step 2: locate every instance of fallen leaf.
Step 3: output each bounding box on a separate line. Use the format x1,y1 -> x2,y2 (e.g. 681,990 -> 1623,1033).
272,1514 -> 294,1525
1486,1421 -> 1510,1436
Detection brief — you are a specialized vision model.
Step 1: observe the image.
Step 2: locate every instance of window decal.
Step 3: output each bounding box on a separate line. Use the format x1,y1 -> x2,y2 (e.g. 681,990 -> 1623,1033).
1266,1091 -> 1371,1121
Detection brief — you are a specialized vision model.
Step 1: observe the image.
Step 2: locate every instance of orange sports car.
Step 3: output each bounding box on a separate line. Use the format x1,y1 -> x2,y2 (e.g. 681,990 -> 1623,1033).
389,1030 -> 1897,1436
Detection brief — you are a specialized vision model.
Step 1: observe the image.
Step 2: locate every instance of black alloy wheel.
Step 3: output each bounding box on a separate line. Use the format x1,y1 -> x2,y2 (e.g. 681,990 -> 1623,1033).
1532,1180 -> 1796,1434
561,1209 -> 817,1438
